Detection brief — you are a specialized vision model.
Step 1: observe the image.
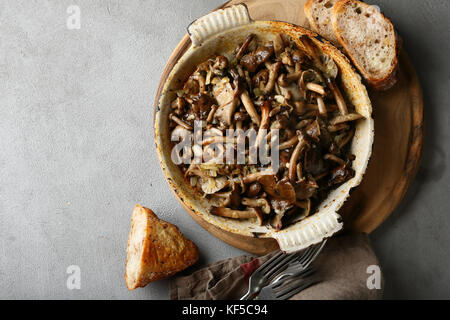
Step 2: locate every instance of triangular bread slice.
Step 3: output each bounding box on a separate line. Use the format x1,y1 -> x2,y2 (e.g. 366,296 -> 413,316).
304,0 -> 341,45
332,0 -> 400,90
125,205 -> 199,290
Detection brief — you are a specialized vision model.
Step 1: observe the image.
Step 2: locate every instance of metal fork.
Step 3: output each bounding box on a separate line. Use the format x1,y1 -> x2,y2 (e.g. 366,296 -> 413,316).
258,268 -> 321,300
271,240 -> 327,285
240,245 -> 317,300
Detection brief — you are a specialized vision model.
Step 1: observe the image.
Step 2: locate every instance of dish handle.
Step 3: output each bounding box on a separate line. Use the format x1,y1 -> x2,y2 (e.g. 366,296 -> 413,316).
188,4 -> 252,47
270,211 -> 343,253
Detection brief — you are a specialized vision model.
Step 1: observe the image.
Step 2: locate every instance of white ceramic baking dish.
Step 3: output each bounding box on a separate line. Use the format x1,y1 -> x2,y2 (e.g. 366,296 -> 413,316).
154,4 -> 374,253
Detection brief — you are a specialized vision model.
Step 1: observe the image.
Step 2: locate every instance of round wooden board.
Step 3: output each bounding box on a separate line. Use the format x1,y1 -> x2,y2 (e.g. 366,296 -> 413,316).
153,0 -> 424,255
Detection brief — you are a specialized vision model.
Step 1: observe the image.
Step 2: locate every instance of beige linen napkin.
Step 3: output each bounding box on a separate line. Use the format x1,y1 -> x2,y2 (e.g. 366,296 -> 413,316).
170,233 -> 383,300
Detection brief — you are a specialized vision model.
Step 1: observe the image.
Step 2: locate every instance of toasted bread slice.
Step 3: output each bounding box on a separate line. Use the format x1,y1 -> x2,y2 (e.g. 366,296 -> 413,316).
125,205 -> 199,290
332,0 -> 400,90
304,0 -> 340,46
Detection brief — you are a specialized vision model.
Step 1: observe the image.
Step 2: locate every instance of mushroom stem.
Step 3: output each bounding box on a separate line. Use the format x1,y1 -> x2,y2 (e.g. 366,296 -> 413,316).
289,133 -> 308,183
306,82 -> 326,95
316,95 -> 327,116
324,154 -> 346,166
243,168 -> 276,184
264,62 -> 282,94
240,90 -> 261,126
236,34 -> 255,60
330,113 -> 364,126
206,105 -> 218,123
255,101 -> 271,148
327,78 -> 348,116
279,135 -> 300,150
169,114 -> 192,131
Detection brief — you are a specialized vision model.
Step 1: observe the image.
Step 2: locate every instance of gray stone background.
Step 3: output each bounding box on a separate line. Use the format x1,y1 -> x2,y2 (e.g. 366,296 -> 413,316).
0,0 -> 448,299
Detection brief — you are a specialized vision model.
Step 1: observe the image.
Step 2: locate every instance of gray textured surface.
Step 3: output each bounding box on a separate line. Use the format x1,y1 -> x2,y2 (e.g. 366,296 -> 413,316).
0,0 -> 448,300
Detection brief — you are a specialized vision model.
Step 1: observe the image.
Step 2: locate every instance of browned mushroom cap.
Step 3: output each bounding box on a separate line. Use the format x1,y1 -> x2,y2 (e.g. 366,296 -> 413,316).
236,34 -> 255,60
247,182 -> 262,197
326,78 -> 348,116
253,69 -> 270,90
240,90 -> 261,126
213,56 -> 228,71
275,177 -> 296,204
295,179 -> 319,200
330,113 -> 364,126
242,198 -> 271,215
288,132 -> 309,183
211,207 -> 263,225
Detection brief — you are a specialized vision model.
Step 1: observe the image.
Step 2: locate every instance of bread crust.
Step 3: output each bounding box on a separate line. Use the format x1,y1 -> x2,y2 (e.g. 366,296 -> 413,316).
332,0 -> 400,90
304,0 -> 340,46
125,205 -> 199,290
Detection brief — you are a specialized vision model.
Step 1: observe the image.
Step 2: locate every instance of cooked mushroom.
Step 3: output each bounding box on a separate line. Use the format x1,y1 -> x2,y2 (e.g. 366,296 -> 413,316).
327,78 -> 348,116
306,82 -> 326,96
236,34 -> 255,60
169,33 -> 359,231
240,90 -> 261,126
242,198 -> 271,215
264,61 -> 282,94
330,113 -> 364,126
288,132 -> 308,183
211,207 -> 263,225
169,114 -> 193,131
273,34 -> 285,55
243,168 -> 276,184
247,182 -> 262,197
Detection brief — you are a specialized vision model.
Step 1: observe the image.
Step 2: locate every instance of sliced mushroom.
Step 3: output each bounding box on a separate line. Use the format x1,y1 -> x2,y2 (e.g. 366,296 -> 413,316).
242,198 -> 271,215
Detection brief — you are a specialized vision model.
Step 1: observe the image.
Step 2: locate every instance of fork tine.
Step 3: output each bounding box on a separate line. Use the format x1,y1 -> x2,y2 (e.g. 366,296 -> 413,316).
301,240 -> 327,269
276,276 -> 321,300
256,250 -> 284,273
263,251 -> 302,279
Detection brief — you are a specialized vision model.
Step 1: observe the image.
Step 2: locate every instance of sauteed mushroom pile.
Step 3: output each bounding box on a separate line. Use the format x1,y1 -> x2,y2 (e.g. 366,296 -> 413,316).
169,34 -> 364,230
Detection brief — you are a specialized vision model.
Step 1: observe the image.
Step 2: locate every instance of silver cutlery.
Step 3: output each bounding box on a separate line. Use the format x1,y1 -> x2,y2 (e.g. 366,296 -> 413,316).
240,241 -> 325,300
271,240 -> 327,285
257,267 -> 321,300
